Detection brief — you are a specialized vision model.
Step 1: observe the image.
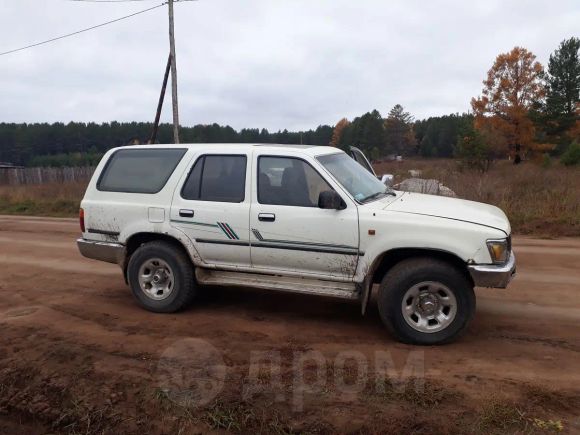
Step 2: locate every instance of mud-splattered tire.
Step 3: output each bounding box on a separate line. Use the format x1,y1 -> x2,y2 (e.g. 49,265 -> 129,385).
127,241 -> 196,313
377,257 -> 475,345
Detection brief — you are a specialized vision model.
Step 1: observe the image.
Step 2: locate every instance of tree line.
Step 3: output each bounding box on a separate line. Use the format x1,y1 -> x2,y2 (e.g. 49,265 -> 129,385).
0,109 -> 476,167
0,113 -> 460,167
0,122 -> 333,167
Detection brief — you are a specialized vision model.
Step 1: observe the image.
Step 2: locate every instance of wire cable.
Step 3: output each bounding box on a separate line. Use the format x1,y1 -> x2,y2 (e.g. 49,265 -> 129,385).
0,2 -> 167,57
67,1 -> 157,3
66,0 -> 193,3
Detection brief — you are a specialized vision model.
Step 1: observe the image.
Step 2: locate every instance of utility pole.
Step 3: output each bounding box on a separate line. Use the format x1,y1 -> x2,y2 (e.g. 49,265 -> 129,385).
149,54 -> 172,144
168,0 -> 180,144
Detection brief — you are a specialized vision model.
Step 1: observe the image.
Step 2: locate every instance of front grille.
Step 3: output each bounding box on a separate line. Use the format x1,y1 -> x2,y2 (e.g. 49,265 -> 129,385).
507,235 -> 512,254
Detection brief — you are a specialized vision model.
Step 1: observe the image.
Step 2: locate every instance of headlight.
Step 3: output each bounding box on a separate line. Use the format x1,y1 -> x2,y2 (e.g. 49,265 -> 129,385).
487,239 -> 509,264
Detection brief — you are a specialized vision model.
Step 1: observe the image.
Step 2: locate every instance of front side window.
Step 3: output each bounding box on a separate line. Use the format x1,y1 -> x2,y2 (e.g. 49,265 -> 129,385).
351,148 -> 375,176
258,156 -> 332,207
98,148 -> 186,193
181,155 -> 247,202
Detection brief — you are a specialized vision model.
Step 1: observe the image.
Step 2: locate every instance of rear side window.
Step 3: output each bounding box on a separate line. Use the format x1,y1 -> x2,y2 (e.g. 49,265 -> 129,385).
98,148 -> 186,193
181,155 -> 247,202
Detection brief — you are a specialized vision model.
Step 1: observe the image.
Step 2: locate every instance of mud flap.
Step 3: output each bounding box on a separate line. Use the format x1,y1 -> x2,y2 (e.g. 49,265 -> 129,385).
361,255 -> 382,315
361,278 -> 372,315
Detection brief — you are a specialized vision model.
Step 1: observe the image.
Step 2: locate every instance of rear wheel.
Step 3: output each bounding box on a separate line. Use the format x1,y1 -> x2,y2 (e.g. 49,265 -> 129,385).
127,241 -> 196,313
377,258 -> 475,345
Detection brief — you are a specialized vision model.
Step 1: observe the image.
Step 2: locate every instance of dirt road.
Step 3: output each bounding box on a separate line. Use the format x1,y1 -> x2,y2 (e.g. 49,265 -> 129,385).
0,215 -> 579,434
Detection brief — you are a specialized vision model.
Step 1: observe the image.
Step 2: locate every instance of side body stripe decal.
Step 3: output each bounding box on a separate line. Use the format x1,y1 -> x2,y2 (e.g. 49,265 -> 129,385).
171,218 -> 240,240
173,221 -> 363,255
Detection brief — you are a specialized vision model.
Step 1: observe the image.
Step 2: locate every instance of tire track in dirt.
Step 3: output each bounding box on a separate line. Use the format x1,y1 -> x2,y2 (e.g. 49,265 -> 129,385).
0,254 -> 119,275
0,235 -> 73,249
477,298 -> 580,322
514,245 -> 580,256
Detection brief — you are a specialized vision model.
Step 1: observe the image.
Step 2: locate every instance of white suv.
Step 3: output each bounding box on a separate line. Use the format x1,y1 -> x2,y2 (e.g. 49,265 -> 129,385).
77,144 -> 516,345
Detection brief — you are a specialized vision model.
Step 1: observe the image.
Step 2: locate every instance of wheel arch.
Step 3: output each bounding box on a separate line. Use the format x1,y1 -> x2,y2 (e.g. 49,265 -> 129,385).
123,232 -> 194,282
361,247 -> 473,315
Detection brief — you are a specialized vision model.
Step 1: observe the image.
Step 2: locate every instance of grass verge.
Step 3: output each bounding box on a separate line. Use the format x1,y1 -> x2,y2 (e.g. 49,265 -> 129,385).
1,158 -> 579,237
0,183 -> 84,217
375,159 -> 580,237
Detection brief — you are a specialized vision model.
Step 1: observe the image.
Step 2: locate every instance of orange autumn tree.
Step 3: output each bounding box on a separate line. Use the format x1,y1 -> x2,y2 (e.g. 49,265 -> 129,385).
471,47 -> 546,163
330,118 -> 350,147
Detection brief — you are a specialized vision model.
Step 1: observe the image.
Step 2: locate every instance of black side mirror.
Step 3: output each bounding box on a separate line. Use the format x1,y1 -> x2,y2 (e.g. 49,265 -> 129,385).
318,190 -> 345,210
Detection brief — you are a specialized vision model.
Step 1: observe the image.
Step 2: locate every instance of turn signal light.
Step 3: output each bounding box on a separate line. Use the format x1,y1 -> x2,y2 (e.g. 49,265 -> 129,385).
486,239 -> 508,264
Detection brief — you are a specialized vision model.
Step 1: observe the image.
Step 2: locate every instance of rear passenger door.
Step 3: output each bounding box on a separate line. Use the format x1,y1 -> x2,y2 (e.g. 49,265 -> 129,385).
170,152 -> 251,268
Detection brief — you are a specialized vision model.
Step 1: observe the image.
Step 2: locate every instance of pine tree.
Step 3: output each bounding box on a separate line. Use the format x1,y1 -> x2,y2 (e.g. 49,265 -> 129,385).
359,110 -> 386,152
546,37 -> 580,136
384,104 -> 416,155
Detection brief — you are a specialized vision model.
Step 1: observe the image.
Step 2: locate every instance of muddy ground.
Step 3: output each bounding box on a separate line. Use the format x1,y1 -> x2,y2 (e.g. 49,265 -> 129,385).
0,215 -> 578,434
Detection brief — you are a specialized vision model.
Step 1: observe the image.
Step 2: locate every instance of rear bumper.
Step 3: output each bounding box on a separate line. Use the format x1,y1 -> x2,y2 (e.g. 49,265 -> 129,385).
77,238 -> 125,265
468,251 -> 516,288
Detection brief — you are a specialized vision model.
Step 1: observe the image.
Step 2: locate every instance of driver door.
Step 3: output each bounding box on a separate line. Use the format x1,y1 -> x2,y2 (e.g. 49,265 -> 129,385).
249,151 -> 360,279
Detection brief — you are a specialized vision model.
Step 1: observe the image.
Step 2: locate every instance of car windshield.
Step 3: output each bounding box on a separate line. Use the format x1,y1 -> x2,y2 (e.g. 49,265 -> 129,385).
317,152 -> 393,203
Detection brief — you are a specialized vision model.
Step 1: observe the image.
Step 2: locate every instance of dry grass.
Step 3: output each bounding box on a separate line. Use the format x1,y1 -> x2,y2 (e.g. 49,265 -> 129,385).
370,378 -> 462,409
0,183 -> 86,217
475,397 -> 530,434
0,158 -> 578,237
521,384 -> 580,413
375,159 -> 580,237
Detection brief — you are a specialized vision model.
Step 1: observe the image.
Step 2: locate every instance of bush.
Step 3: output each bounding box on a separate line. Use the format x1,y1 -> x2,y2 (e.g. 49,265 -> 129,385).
561,142 -> 580,166
541,153 -> 552,168
455,123 -> 494,172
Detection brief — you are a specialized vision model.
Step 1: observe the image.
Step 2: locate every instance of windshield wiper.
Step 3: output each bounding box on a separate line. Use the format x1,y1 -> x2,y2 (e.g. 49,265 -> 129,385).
385,187 -> 397,196
360,191 -> 386,203
360,189 -> 397,203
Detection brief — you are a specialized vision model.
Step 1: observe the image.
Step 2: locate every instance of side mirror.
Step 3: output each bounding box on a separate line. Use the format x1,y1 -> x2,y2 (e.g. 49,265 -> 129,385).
380,174 -> 394,187
318,190 -> 344,210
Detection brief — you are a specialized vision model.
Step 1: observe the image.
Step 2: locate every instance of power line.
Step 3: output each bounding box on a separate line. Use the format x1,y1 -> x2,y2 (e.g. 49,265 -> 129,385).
0,2 -> 166,57
67,0 -> 157,3
66,0 -> 194,3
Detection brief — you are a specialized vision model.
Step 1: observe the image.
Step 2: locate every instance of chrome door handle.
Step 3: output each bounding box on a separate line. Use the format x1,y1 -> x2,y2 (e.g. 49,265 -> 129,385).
258,213 -> 275,222
179,209 -> 194,218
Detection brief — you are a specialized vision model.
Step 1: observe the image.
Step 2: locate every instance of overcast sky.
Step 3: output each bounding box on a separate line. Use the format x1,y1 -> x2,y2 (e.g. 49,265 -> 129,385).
0,0 -> 578,131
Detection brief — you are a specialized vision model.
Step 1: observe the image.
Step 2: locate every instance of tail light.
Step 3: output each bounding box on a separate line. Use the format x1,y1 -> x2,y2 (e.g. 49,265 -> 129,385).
79,208 -> 85,233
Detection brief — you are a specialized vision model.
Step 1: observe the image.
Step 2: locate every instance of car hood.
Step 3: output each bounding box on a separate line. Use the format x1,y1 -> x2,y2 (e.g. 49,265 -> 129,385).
379,191 -> 511,235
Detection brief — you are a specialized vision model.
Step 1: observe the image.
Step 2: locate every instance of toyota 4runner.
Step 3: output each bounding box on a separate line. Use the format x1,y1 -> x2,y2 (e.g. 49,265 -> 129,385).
77,144 -> 516,345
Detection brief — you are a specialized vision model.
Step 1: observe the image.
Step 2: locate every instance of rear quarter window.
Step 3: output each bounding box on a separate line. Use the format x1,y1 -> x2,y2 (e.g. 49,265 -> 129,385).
97,148 -> 186,193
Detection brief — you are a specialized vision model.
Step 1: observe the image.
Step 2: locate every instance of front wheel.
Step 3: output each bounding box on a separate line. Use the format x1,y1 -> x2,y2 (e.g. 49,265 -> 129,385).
377,258 -> 475,345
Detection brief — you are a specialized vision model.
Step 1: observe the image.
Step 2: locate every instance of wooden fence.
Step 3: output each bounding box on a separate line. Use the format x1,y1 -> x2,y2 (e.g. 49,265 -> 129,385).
0,166 -> 96,185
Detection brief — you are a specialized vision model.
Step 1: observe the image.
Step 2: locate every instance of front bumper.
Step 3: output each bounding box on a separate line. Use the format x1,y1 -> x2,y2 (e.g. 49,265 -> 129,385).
467,251 -> 516,288
77,238 -> 125,265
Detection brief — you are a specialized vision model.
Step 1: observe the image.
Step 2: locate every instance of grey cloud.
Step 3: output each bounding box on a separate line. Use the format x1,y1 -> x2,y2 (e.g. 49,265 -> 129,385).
0,0 -> 578,131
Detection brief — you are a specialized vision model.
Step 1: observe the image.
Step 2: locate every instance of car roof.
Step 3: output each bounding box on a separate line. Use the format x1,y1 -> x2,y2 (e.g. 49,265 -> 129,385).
113,143 -> 344,157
